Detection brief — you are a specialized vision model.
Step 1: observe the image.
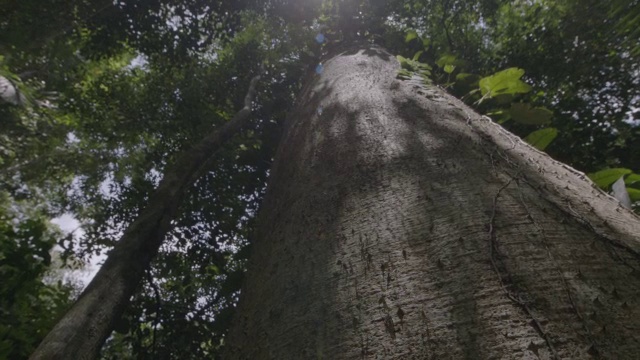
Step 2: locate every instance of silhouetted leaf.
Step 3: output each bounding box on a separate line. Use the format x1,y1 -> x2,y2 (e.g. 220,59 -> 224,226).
510,103 -> 553,125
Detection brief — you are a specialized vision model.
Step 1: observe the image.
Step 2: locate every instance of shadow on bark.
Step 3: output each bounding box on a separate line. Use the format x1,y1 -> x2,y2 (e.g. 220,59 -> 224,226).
225,45 -> 640,359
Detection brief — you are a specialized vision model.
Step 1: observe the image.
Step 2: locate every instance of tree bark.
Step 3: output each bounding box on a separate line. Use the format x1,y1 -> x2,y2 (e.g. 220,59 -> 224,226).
30,75 -> 261,360
224,45 -> 640,359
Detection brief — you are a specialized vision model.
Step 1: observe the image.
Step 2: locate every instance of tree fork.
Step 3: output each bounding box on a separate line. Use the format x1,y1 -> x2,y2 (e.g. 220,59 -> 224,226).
30,74 -> 262,360
224,44 -> 640,359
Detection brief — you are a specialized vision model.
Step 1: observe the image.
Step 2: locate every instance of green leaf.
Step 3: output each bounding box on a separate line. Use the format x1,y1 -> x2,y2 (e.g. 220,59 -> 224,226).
436,55 -> 457,68
397,55 -> 411,70
396,56 -> 431,74
624,173 -> 640,186
405,30 -> 419,43
207,264 -> 221,275
494,94 -> 515,105
416,62 -> 431,71
627,187 -> 640,202
479,68 -> 532,97
444,64 -> 455,74
412,51 -> 423,61
456,73 -> 481,83
588,168 -> 632,188
509,103 -> 553,125
524,128 -> 558,150
485,109 -> 511,124
396,69 -> 412,80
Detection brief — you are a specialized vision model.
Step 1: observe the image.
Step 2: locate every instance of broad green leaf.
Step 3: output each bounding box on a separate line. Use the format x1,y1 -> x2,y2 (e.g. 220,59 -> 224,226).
509,103 -> 553,125
524,128 -> 558,150
436,55 -> 457,68
495,94 -> 518,105
479,68 -> 532,97
412,51 -> 423,61
588,168 -> 632,188
405,30 -> 419,43
444,64 -> 455,74
627,188 -> 640,202
624,174 -> 640,186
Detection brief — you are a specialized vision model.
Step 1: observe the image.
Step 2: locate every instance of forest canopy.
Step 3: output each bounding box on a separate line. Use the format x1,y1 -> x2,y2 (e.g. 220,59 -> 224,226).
1,0 -> 639,358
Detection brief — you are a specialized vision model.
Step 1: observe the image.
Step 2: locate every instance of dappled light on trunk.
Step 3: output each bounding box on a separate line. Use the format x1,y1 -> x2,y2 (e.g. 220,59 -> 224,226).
225,44 -> 640,359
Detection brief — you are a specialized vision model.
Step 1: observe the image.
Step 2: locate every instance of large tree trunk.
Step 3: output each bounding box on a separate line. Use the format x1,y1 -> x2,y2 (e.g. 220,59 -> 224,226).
224,45 -> 640,359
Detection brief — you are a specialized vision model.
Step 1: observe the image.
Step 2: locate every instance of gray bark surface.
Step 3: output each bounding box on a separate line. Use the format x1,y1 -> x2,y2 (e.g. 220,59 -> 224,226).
225,45 -> 640,359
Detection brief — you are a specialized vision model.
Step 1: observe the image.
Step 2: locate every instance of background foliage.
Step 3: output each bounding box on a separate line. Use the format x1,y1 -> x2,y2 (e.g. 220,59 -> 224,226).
1,0 -> 638,358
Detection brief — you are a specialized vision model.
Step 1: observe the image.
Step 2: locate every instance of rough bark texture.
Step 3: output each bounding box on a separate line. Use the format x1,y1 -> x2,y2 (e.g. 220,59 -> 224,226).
30,76 -> 260,360
224,45 -> 640,359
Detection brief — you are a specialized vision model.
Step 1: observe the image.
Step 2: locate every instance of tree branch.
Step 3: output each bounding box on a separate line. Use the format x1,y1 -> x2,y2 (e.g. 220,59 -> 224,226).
29,72 -> 262,360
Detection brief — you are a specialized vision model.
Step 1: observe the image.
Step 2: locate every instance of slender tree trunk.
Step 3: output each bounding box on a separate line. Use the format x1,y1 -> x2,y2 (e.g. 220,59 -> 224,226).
30,75 -> 261,360
224,45 -> 640,359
